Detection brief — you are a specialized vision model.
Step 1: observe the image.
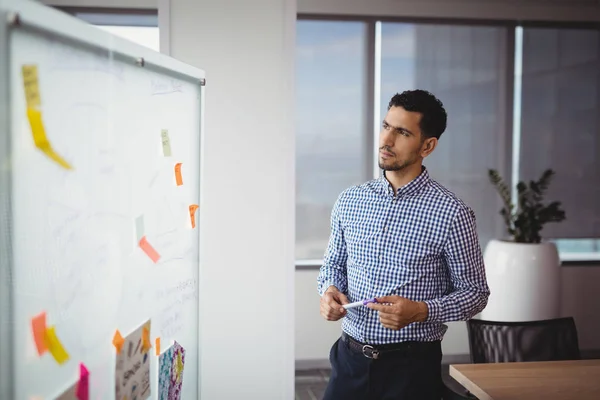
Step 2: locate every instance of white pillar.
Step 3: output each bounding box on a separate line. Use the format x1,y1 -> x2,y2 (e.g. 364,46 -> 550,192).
161,0 -> 296,398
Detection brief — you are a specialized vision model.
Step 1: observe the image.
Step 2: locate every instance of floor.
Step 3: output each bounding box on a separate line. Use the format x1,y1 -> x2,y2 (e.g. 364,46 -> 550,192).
295,369 -> 331,400
295,365 -> 464,400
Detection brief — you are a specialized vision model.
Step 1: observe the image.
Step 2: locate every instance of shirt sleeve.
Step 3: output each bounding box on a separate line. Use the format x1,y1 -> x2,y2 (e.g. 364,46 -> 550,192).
317,191 -> 349,296
424,206 -> 490,322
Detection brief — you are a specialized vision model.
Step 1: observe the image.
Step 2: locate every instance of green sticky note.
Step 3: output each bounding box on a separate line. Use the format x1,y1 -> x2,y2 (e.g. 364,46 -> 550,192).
135,215 -> 145,242
161,129 -> 172,157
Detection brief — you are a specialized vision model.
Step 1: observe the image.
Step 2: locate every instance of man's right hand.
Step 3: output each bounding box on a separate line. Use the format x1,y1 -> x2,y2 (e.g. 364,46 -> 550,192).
320,286 -> 350,321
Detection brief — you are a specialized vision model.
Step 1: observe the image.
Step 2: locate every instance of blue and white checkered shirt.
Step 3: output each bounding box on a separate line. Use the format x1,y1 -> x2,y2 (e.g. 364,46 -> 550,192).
318,166 -> 490,345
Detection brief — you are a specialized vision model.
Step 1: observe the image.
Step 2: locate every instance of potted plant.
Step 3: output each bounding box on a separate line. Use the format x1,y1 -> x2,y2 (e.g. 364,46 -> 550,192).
480,169 -> 566,322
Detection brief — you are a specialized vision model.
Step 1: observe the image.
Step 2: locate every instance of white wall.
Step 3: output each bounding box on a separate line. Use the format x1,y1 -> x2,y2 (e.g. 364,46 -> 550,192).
296,266 -> 600,364
164,0 -> 296,399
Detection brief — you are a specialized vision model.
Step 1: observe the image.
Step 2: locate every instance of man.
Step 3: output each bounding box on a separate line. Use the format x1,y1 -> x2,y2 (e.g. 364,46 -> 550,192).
318,89 -> 490,400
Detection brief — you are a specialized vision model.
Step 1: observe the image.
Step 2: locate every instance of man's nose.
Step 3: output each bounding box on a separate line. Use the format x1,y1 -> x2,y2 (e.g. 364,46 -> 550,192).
380,129 -> 394,147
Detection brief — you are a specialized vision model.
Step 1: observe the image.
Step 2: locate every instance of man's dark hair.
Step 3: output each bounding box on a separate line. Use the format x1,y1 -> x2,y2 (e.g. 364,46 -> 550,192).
388,90 -> 447,140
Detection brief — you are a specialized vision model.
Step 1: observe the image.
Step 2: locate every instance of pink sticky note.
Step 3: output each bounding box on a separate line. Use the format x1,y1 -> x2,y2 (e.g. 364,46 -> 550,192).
77,362 -> 89,400
139,236 -> 161,263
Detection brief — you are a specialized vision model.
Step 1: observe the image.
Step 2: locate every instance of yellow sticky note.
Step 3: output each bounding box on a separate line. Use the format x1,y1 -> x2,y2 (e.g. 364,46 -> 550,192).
26,108 -> 72,169
21,65 -> 41,108
175,351 -> 184,383
155,337 -> 161,356
26,108 -> 50,149
44,326 -> 69,365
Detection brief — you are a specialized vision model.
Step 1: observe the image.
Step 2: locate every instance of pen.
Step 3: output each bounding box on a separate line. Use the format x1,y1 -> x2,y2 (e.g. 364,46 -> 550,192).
343,298 -> 378,309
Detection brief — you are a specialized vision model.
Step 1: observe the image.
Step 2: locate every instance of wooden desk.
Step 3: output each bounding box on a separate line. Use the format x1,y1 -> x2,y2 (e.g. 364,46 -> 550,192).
449,359 -> 600,400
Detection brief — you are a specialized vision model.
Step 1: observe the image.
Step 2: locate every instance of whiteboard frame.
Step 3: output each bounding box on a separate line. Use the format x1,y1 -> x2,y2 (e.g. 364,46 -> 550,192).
0,5 -> 14,400
0,0 -> 206,397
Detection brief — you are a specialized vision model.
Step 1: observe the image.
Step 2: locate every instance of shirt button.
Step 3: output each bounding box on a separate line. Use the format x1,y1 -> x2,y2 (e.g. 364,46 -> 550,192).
379,255 -> 383,260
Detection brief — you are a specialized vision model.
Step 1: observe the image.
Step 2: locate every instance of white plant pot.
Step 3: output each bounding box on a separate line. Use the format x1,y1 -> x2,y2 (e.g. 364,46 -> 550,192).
480,239 -> 561,322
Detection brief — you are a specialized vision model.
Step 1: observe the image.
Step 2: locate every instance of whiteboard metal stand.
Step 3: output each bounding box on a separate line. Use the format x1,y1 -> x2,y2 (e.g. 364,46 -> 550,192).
0,0 -> 206,397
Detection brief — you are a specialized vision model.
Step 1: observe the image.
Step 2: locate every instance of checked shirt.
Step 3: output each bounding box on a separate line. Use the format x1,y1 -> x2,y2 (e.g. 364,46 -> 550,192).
318,167 -> 490,345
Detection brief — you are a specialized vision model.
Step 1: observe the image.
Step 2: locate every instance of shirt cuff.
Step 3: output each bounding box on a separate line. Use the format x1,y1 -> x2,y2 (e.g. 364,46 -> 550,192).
318,281 -> 343,297
423,298 -> 442,323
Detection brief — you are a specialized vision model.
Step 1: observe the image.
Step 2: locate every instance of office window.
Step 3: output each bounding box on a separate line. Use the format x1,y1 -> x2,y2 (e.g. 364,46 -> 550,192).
96,26 -> 159,52
296,20 -> 369,261
518,27 -> 600,259
380,23 -> 509,247
57,8 -> 159,52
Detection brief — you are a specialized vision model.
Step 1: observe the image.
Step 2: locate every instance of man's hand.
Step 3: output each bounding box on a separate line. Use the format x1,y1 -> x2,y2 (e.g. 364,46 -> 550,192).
366,296 -> 429,330
320,286 -> 350,321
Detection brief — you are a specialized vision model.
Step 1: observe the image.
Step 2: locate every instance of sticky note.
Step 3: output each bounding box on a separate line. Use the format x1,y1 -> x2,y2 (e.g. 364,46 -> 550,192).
141,325 -> 151,353
189,204 -> 199,229
175,163 -> 183,186
175,351 -> 184,382
21,65 -> 41,108
161,129 -> 172,157
135,215 -> 145,242
44,326 -> 69,364
155,337 -> 161,356
113,330 -> 125,354
77,362 -> 90,400
139,236 -> 161,263
21,66 -> 73,170
26,108 -> 73,170
31,311 -> 48,355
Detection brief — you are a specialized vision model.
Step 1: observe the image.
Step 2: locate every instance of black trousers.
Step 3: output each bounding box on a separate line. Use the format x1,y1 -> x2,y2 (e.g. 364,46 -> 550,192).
323,334 -> 443,400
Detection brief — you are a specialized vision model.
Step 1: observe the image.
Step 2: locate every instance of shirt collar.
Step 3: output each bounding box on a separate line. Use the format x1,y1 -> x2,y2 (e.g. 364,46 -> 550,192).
378,166 -> 430,198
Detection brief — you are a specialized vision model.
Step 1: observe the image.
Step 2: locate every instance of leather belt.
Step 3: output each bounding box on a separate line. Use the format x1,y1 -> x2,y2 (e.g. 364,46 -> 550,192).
341,332 -> 440,360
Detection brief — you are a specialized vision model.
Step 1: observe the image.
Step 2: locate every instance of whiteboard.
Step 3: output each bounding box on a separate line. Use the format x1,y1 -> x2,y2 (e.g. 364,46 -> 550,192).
0,1 -> 204,399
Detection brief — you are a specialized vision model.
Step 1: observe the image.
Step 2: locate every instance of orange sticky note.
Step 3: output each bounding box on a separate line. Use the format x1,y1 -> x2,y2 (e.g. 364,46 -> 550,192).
113,330 -> 125,354
31,311 -> 48,355
141,326 -> 151,353
155,337 -> 161,356
139,236 -> 160,263
189,204 -> 199,228
175,163 -> 183,186
44,326 -> 69,364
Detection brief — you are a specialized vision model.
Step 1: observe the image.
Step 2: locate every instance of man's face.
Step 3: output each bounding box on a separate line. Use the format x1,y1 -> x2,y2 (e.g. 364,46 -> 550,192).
378,106 -> 436,171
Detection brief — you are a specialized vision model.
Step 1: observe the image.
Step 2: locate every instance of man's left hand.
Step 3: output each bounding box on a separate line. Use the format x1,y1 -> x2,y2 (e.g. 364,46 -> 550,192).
366,296 -> 429,330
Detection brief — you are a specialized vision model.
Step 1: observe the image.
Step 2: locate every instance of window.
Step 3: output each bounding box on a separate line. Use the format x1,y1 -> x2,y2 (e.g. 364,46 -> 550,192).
96,26 -> 159,52
517,27 -> 600,260
380,23 -> 509,247
296,19 -> 600,263
56,8 -> 159,52
295,20 -> 370,261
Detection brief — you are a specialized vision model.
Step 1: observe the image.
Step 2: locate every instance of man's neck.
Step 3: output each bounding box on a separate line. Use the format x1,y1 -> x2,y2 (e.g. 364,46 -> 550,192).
384,163 -> 423,193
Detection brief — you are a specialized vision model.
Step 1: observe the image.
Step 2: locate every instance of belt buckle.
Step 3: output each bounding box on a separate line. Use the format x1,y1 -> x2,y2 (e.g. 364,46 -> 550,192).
362,344 -> 380,360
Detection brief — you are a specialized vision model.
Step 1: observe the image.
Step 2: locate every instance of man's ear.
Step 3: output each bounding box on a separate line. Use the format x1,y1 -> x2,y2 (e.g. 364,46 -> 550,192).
421,137 -> 438,158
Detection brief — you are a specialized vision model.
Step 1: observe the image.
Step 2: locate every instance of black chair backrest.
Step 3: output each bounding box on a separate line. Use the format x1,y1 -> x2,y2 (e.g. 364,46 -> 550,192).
466,317 -> 581,364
